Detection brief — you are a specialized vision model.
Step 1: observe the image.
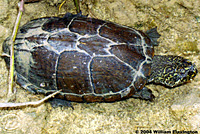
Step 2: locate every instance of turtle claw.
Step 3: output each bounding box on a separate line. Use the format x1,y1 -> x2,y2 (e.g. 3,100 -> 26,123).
132,87 -> 155,101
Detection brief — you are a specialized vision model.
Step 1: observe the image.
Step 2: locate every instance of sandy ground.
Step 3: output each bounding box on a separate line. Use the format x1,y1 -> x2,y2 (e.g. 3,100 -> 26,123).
0,0 -> 200,133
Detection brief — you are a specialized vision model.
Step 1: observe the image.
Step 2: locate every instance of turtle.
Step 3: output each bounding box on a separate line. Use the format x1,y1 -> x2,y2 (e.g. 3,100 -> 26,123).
2,13 -> 198,104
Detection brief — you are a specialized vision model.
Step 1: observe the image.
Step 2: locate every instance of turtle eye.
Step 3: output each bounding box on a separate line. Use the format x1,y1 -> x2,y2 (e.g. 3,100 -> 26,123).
175,67 -> 184,74
179,68 -> 185,74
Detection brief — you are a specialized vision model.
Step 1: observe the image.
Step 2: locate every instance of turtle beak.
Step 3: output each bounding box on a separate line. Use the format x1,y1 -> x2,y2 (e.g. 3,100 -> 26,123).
189,65 -> 198,80
181,63 -> 198,84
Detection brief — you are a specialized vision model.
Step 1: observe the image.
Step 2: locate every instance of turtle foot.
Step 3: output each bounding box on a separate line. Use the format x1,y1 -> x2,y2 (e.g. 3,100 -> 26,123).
132,87 -> 155,101
48,98 -> 74,110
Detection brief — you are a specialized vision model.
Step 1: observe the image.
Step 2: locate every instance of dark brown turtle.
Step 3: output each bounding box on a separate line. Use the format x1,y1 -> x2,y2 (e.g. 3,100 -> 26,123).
2,13 -> 197,104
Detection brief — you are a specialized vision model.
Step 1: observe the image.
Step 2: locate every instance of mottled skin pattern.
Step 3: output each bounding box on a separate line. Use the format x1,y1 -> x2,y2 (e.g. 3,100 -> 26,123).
149,55 -> 197,87
2,13 -> 198,103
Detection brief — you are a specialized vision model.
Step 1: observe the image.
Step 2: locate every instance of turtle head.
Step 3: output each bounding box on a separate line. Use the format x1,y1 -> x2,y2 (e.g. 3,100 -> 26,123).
149,55 -> 198,87
166,59 -> 198,87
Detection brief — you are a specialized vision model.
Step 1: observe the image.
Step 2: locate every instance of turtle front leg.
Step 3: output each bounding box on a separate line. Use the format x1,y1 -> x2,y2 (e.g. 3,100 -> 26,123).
132,87 -> 155,101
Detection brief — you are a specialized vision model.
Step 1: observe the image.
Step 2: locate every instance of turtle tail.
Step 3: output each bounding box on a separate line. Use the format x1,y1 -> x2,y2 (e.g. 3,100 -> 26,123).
145,27 -> 161,46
